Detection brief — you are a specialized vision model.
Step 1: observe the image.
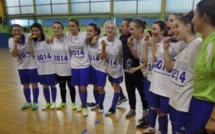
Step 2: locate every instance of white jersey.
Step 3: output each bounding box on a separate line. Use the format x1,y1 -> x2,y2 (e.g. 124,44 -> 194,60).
147,38 -> 155,81
51,36 -> 71,76
132,38 -> 148,76
98,36 -> 123,78
32,40 -> 55,75
150,40 -> 185,97
88,41 -> 106,73
66,32 -> 90,69
8,33 -> 37,69
169,38 -> 202,112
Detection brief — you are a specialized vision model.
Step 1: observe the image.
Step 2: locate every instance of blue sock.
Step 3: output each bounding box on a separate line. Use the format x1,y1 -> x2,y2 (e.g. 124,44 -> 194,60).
32,88 -> 39,103
80,91 -> 87,107
51,87 -> 57,102
149,109 -> 157,128
171,123 -> 176,134
99,92 -> 105,108
23,88 -> 31,103
93,90 -> 99,104
119,86 -> 125,99
43,88 -> 50,103
158,116 -> 168,134
111,92 -> 120,110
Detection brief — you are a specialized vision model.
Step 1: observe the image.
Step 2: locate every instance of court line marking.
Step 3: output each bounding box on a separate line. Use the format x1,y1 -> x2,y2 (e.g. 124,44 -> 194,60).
0,80 -> 20,85
81,120 -> 101,134
0,85 -> 22,93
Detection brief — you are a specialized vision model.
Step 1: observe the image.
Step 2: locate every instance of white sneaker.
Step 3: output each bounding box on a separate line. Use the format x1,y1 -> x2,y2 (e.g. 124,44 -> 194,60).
42,103 -> 51,110
76,105 -> 82,112
82,107 -> 88,116
105,108 -> 116,116
91,104 -> 99,110
142,126 -> 156,134
98,108 -> 104,114
50,102 -> 56,109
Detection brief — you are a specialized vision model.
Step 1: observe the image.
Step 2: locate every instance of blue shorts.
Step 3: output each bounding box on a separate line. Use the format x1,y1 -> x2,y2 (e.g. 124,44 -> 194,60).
143,77 -> 151,101
108,75 -> 123,84
88,66 -> 107,87
169,106 -> 188,133
186,97 -> 214,134
72,66 -> 90,86
18,69 -> 39,84
39,74 -> 57,86
150,92 -> 170,114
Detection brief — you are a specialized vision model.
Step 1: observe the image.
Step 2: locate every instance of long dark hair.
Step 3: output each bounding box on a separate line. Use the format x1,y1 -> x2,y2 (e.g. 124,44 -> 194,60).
177,11 -> 195,34
30,22 -> 45,42
86,23 -> 101,44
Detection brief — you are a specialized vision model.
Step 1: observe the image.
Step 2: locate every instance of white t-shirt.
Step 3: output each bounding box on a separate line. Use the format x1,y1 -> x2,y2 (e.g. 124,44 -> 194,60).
150,40 -> 185,97
169,38 -> 202,112
32,40 -> 55,75
8,33 -> 37,69
66,32 -> 90,69
88,41 -> 106,73
146,43 -> 154,82
51,36 -> 71,76
98,36 -> 123,78
132,38 -> 148,76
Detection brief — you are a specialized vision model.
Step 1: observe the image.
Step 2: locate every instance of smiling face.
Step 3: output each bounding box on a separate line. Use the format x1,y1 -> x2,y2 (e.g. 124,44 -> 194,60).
173,20 -> 188,41
68,21 -> 79,35
87,26 -> 97,39
166,15 -> 177,35
129,22 -> 142,38
105,22 -> 116,38
53,23 -> 63,36
12,26 -> 22,38
151,23 -> 163,37
31,27 -> 41,38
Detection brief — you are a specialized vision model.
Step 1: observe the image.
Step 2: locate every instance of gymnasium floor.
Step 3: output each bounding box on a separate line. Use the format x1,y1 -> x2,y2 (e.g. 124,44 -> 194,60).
0,48 -> 171,134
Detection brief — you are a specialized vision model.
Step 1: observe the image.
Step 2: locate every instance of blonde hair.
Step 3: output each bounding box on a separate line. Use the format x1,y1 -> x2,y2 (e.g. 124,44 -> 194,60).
104,21 -> 117,36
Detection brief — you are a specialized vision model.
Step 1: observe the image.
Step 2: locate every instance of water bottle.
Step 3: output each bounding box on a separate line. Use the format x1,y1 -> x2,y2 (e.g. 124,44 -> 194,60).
126,58 -> 132,70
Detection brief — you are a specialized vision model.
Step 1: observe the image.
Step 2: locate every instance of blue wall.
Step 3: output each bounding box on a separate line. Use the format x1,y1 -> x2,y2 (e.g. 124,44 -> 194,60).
0,33 -> 10,48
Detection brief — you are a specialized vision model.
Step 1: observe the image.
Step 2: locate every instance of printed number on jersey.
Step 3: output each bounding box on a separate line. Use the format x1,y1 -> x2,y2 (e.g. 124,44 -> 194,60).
71,49 -> 84,58
89,55 -> 99,61
54,55 -> 68,63
172,69 -> 186,83
37,53 -> 51,62
107,59 -> 117,68
18,52 -> 31,60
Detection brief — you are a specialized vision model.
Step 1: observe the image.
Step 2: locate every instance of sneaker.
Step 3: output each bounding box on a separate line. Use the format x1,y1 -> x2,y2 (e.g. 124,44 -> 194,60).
125,109 -> 136,118
32,103 -> 38,110
82,107 -> 88,116
57,103 -> 66,109
21,103 -> 31,110
42,103 -> 51,110
76,105 -> 82,112
72,103 -> 77,110
117,97 -> 127,105
98,105 -> 104,114
50,102 -> 56,109
91,104 -> 99,110
136,122 -> 149,129
142,126 -> 156,134
105,107 -> 116,116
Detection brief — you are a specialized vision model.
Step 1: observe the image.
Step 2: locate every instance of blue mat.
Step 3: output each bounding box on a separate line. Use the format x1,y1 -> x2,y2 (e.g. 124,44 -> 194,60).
0,33 -> 10,48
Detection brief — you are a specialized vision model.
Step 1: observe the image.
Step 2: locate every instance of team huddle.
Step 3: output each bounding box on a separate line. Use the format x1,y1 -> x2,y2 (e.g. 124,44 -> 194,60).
8,0 -> 215,133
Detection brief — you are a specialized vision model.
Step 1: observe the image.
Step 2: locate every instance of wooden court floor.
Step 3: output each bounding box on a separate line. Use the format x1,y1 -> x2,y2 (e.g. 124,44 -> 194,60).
0,48 -> 171,134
